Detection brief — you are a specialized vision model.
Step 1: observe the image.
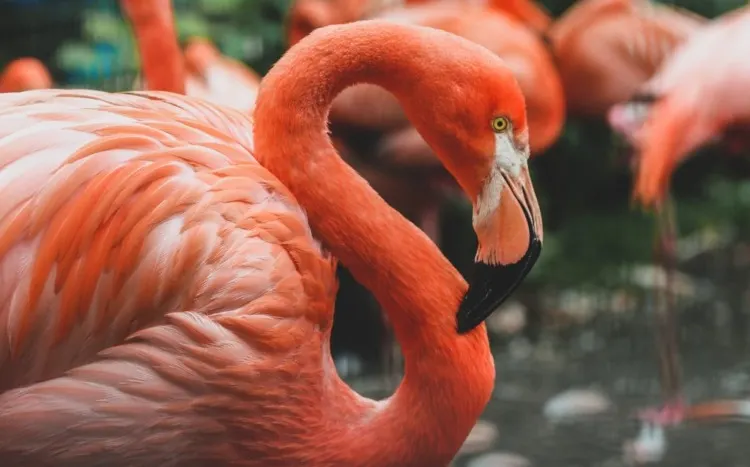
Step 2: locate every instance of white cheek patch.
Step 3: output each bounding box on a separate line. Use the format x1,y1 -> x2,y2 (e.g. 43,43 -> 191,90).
472,132 -> 529,230
494,132 -> 526,178
473,164 -> 503,231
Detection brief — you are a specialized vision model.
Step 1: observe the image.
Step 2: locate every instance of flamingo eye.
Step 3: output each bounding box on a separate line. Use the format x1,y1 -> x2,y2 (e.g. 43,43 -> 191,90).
491,116 -> 509,132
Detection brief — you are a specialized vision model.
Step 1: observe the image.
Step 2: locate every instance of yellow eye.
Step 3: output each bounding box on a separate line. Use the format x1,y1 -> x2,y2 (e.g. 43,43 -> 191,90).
491,116 -> 509,132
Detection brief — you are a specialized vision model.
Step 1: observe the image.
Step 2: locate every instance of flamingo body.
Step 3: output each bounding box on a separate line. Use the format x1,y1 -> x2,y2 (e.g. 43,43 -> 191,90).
0,89 -> 345,465
549,0 -> 705,117
0,89 -> 331,388
122,0 -> 261,113
287,0 -> 402,46
626,5 -> 750,204
405,0 -> 552,34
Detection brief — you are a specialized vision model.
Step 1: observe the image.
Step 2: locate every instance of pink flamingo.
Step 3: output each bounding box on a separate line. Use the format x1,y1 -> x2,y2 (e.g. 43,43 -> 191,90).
0,21 -> 542,465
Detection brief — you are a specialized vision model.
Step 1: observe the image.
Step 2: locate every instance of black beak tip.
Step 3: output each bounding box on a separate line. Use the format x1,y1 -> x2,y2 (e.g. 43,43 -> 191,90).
455,237 -> 542,335
456,308 -> 486,334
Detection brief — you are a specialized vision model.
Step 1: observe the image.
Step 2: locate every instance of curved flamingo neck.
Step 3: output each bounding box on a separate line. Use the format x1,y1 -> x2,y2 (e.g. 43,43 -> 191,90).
121,0 -> 185,94
254,22 -> 494,464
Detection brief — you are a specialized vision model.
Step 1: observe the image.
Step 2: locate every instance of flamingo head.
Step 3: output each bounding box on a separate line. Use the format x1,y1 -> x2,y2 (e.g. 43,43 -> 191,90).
629,93 -> 721,209
0,58 -> 52,92
402,51 -> 544,333
608,92 -> 659,150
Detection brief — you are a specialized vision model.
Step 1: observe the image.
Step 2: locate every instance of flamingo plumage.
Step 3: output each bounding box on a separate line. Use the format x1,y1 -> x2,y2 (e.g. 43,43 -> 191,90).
631,5 -> 750,206
120,0 -> 186,94
548,0 -> 706,119
286,0 -> 402,47
0,58 -> 53,93
610,5 -> 750,430
487,0 -> 553,34
403,0 -> 552,34
0,21 -> 542,465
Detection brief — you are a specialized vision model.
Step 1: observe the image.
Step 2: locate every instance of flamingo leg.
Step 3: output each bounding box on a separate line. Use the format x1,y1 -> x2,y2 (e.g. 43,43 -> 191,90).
638,194 -> 686,426
637,197 -> 750,427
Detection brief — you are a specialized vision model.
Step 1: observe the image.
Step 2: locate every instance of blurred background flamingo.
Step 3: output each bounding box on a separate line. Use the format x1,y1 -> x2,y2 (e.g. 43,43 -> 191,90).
122,0 -> 261,112
0,57 -> 53,92
549,0 -> 706,119
619,4 -> 750,430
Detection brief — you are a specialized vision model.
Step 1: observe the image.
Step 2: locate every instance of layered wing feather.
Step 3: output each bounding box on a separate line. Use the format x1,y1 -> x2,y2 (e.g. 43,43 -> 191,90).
0,89 -> 337,390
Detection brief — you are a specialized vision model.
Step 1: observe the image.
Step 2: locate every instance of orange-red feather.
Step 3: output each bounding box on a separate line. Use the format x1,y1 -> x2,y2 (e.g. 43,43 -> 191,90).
0,89 -> 336,390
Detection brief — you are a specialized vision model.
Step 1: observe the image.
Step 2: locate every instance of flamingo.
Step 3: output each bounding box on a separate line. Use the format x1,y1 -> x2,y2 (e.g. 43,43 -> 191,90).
547,0 -> 706,119
124,0 -> 392,378
121,0 -> 261,113
0,57 -> 53,93
0,21 -> 542,465
287,0 -> 402,47
487,0 -> 552,34
286,0 -> 552,47
404,0 -> 552,34
285,0 -> 560,245
625,5 -> 750,428
324,3 -> 564,242
120,0 -> 185,94
288,2 -> 561,376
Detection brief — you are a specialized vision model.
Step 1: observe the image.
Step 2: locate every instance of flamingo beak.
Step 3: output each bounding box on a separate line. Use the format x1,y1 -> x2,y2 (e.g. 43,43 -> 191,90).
456,148 -> 543,334
608,92 -> 658,149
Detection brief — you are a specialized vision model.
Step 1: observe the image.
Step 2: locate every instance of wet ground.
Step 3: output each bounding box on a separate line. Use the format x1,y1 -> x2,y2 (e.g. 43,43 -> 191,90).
347,265 -> 750,466
456,337 -> 750,466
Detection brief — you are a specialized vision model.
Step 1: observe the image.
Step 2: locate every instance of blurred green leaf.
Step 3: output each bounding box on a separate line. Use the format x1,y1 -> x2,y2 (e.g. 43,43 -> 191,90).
82,10 -> 129,43
56,42 -> 99,70
176,12 -> 212,39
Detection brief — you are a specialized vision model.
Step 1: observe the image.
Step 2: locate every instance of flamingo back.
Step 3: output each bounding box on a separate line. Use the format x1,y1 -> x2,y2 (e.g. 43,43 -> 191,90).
0,89 -> 337,391
549,0 -> 706,117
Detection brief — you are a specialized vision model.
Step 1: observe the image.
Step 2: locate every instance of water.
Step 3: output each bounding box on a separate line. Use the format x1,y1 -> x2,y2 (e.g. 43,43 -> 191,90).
348,251 -> 750,466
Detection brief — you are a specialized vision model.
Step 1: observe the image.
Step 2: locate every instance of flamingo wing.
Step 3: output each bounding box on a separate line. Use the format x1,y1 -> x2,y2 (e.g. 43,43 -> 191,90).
632,7 -> 750,204
0,90 -> 336,391
549,0 -> 705,117
0,304 -> 346,466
